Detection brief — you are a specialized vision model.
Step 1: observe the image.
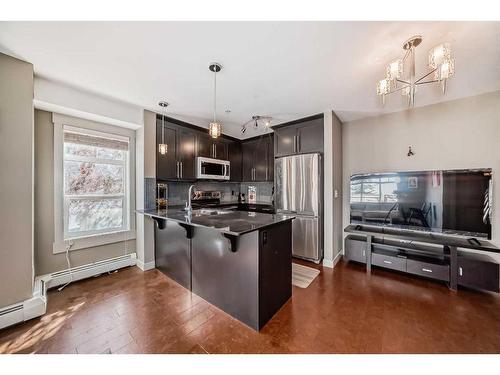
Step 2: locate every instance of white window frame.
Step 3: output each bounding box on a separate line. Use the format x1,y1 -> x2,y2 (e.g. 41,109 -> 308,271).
53,114 -> 136,254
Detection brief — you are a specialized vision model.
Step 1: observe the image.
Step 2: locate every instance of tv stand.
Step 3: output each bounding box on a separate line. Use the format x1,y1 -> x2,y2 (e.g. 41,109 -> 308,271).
344,225 -> 500,293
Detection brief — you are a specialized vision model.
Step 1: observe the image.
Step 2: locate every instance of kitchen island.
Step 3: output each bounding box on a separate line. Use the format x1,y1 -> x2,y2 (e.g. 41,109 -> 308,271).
138,208 -> 295,330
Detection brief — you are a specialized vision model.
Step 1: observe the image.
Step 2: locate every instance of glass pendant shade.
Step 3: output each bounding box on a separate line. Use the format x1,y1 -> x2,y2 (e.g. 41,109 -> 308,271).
158,143 -> 168,155
428,43 -> 452,69
376,78 -> 390,96
209,122 -> 221,138
435,58 -> 455,81
386,59 -> 403,81
158,114 -> 168,155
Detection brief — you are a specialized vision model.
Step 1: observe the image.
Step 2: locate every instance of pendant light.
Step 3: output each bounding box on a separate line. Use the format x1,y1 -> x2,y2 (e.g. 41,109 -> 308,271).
208,62 -> 222,139
158,101 -> 169,155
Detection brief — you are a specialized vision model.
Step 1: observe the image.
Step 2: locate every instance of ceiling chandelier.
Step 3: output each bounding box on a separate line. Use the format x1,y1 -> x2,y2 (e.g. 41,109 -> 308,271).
208,62 -> 222,138
376,35 -> 455,107
158,101 -> 169,155
241,115 -> 273,134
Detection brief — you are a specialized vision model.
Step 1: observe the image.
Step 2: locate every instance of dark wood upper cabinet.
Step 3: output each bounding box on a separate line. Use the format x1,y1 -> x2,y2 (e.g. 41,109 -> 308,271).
214,140 -> 228,160
267,136 -> 274,182
156,121 -> 178,180
178,129 -> 196,180
197,134 -> 228,160
197,135 -> 213,158
241,140 -> 254,182
274,115 -> 324,157
228,141 -> 242,182
241,135 -> 274,182
274,126 -> 298,157
156,119 -> 197,181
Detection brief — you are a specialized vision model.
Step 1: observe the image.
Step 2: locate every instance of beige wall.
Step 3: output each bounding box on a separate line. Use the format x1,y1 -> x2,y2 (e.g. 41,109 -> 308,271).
34,109 -> 136,276
342,90 -> 500,260
0,53 -> 34,307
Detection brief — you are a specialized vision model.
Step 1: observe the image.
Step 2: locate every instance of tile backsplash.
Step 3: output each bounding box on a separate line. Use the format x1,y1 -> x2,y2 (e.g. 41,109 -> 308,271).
153,180 -> 274,206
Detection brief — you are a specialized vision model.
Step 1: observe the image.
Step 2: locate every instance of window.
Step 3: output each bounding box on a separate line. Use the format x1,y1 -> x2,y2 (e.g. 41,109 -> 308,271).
53,114 -> 135,253
63,126 -> 129,239
351,176 -> 400,203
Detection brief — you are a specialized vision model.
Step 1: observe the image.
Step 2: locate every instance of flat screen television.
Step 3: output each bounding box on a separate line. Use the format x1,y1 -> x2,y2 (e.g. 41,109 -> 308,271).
350,168 -> 493,239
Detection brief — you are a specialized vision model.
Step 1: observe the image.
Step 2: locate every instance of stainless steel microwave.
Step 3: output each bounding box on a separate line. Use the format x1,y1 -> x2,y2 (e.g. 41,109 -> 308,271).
196,157 -> 230,180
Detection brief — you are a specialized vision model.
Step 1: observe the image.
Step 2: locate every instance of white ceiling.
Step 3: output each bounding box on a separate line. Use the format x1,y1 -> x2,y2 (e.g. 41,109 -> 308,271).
1,21 -> 499,138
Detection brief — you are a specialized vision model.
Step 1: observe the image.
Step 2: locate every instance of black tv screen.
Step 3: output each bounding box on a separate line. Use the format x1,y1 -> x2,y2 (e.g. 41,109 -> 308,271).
350,168 -> 493,239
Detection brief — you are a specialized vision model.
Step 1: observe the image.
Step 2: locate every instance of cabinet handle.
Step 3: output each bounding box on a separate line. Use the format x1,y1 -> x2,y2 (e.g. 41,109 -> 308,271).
422,268 -> 433,273
180,161 -> 183,179
297,134 -> 300,152
265,167 -> 268,181
176,161 -> 179,178
383,260 -> 393,264
293,135 -> 297,153
459,267 -> 463,276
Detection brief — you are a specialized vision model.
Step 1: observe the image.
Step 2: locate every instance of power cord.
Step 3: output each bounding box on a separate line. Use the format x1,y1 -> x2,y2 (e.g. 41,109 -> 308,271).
58,241 -> 74,291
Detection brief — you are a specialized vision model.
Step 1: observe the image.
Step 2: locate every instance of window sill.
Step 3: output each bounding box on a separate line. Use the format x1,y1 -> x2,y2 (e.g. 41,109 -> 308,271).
53,230 -> 136,254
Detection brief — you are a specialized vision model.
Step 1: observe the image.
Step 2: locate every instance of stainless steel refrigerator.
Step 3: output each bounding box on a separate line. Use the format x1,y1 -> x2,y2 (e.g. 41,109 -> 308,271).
275,153 -> 323,263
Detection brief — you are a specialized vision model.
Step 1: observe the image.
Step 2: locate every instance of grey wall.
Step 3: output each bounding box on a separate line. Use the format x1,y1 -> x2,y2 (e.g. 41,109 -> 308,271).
342,90 -> 500,261
34,109 -> 136,276
0,53 -> 34,307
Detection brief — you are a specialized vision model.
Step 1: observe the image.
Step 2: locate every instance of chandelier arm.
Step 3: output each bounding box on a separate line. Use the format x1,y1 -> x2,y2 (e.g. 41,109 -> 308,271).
415,79 -> 440,86
386,84 -> 410,95
396,78 -> 410,85
415,68 -> 437,84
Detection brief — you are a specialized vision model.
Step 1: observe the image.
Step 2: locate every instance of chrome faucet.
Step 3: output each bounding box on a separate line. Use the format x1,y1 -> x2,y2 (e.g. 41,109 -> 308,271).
184,184 -> 195,213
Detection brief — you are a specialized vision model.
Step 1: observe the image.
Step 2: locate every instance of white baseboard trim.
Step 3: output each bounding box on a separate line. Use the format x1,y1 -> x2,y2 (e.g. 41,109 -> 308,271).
136,259 -> 155,271
0,253 -> 137,330
322,251 -> 343,269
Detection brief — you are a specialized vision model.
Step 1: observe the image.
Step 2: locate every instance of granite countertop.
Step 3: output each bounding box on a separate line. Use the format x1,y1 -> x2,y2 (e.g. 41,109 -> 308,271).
137,208 -> 294,236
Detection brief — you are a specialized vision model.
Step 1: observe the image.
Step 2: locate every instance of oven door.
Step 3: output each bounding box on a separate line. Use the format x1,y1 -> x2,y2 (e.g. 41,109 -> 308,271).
196,157 -> 230,180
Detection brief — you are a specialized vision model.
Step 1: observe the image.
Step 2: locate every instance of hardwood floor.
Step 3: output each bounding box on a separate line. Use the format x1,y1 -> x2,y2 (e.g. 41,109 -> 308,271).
1,260 -> 500,354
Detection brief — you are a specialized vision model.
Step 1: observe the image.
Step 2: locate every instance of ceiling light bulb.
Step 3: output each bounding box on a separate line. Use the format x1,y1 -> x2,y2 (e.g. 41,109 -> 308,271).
376,79 -> 390,96
428,43 -> 452,69
209,122 -> 221,139
241,126 -> 246,134
386,59 -> 403,81
265,120 -> 271,128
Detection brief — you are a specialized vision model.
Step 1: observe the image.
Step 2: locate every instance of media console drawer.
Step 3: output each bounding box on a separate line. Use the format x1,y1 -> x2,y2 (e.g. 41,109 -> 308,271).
372,253 -> 406,272
406,259 -> 450,282
344,238 -> 367,264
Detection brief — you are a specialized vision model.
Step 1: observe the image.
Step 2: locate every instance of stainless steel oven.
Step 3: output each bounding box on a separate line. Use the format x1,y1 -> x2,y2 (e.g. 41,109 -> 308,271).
196,157 -> 230,180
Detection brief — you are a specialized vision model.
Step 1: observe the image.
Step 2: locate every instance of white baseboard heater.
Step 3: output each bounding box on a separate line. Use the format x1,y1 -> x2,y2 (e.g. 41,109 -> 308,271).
0,253 -> 137,330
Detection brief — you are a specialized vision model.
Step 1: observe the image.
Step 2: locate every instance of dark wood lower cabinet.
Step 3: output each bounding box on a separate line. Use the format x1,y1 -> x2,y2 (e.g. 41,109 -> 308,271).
154,220 -> 191,290
458,253 -> 500,292
155,220 -> 292,330
259,222 -> 292,327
